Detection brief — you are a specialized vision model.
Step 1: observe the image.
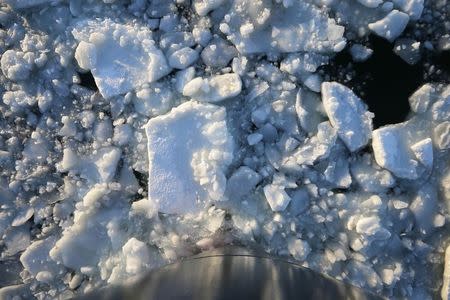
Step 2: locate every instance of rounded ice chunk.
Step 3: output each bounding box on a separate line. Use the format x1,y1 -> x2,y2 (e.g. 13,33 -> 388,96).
74,41 -> 97,71
168,47 -> 199,69
145,101 -> 234,214
183,73 -> 242,103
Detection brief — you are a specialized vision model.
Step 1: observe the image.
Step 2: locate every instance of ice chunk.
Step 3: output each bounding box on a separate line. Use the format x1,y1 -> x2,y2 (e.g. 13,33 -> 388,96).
288,238 -> 311,261
392,0 -> 424,20
393,38 -> 421,65
225,0 -> 345,54
145,101 -> 234,214
431,94 -> 450,122
433,122 -> 450,150
225,166 -> 262,200
193,0 -> 226,16
372,124 -> 420,179
294,122 -> 337,165
410,184 -> 438,234
3,0 -> 51,8
133,81 -> 174,117
247,133 -> 263,145
409,84 -> 435,114
72,19 -> 171,99
357,0 -> 383,8
295,88 -> 325,135
324,156 -> 352,189
351,156 -> 396,192
289,188 -> 310,215
183,73 -> 242,103
350,44 -> 373,62
263,183 -> 291,212
168,47 -> 199,69
11,207 -> 34,227
4,225 -> 30,256
321,82 -> 373,152
368,10 -> 409,42
201,38 -> 238,68
0,50 -> 32,81
410,138 -> 433,169
57,146 -> 121,183
122,238 -> 150,275
442,245 -> 450,300
356,216 -> 391,241
175,67 -> 196,93
74,41 -> 97,71
50,204 -> 126,270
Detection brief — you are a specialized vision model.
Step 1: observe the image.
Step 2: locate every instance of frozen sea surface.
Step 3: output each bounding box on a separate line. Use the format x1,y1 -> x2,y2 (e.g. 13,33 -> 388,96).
0,0 -> 449,299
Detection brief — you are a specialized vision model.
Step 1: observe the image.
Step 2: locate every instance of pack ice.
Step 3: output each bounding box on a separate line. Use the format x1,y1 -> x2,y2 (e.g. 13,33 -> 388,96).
145,101 -> 234,214
73,19 -> 171,99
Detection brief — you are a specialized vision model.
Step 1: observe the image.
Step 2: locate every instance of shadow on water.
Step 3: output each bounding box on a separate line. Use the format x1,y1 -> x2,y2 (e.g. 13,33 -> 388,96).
77,71 -> 98,91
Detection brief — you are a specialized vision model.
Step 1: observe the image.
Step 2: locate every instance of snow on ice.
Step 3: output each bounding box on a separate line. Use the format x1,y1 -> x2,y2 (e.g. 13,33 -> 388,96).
0,0 -> 449,299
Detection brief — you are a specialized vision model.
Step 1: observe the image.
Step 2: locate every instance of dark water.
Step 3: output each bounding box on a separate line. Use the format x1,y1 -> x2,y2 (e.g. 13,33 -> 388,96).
78,71 -> 98,91
325,34 -> 450,129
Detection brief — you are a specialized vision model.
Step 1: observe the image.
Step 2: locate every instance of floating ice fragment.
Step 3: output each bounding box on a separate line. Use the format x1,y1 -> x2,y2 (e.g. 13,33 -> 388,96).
122,238 -> 150,275
393,38 -> 421,65
410,138 -> 433,169
0,50 -> 32,81
442,245 -> 450,300
357,0 -> 383,8
133,81 -> 174,117
193,0 -> 226,16
3,0 -> 50,8
408,83 -> 435,114
392,0 -> 424,20
294,122 -> 337,165
349,44 -> 373,62
372,123 -> 420,179
433,122 -> 450,150
225,166 -> 262,200
225,0 -> 346,54
183,73 -> 242,103
168,47 -> 199,69
263,183 -> 291,212
288,238 -> 311,261
73,19 -> 171,99
321,82 -> 373,152
145,101 -> 234,214
368,10 -> 409,42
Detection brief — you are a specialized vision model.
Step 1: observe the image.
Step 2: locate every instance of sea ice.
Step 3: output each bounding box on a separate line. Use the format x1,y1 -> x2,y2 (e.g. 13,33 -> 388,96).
168,47 -> 199,70
145,101 -> 234,214
193,0 -> 226,16
73,19 -> 171,99
263,183 -> 291,212
410,138 -> 433,169
409,84 -> 435,114
357,0 -> 383,8
225,166 -> 262,200
224,0 -> 346,54
321,82 -> 373,152
372,123 -> 420,179
183,73 -> 242,103
349,44 -> 374,62
368,10 -> 410,42
442,245 -> 450,300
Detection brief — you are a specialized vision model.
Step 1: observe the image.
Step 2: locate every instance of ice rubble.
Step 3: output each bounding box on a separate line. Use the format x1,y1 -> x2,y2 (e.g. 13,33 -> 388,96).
0,0 -> 449,299
73,19 -> 171,99
145,101 -> 234,214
